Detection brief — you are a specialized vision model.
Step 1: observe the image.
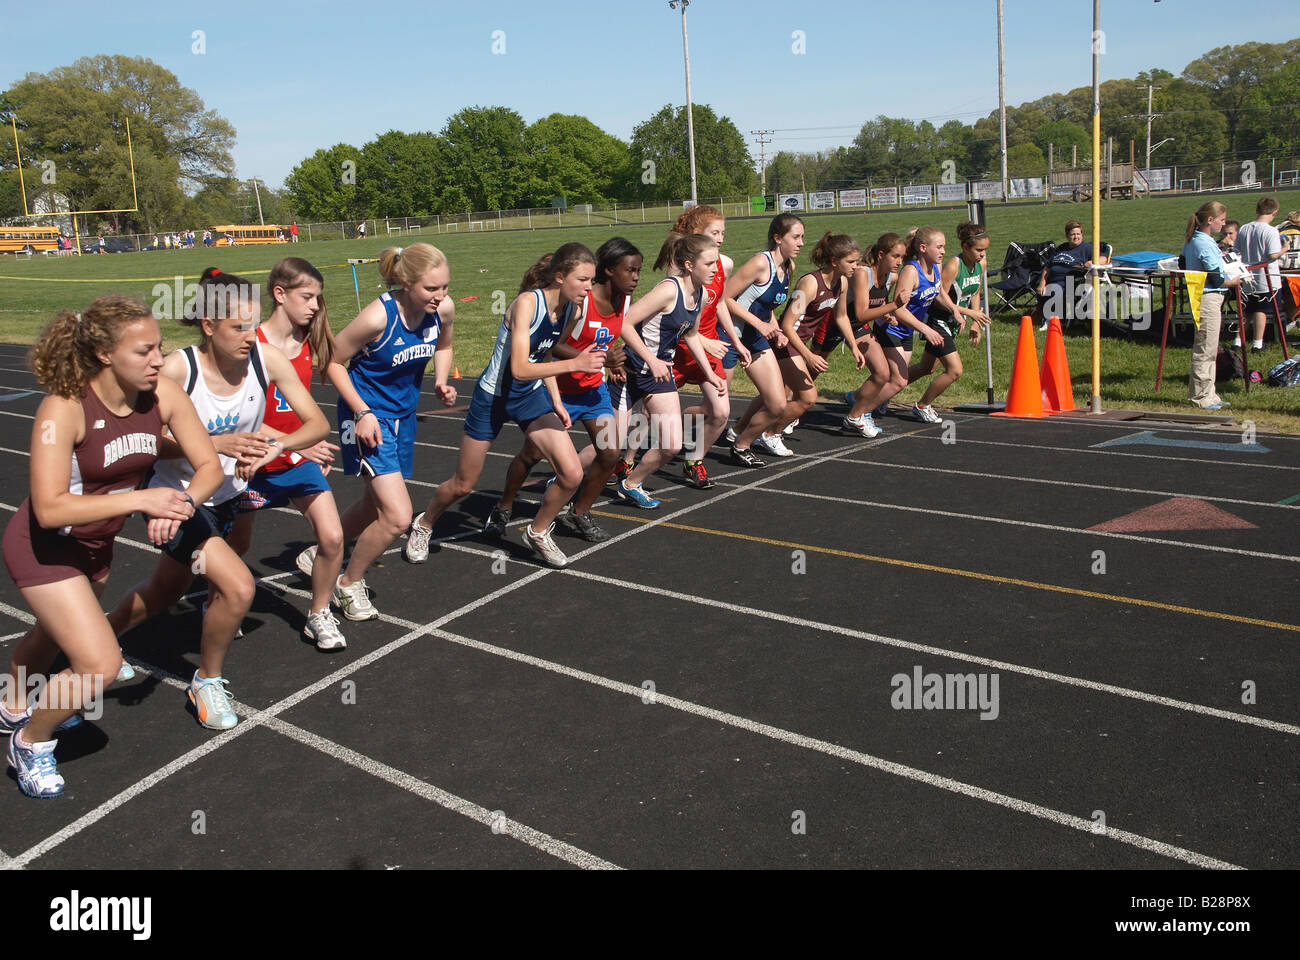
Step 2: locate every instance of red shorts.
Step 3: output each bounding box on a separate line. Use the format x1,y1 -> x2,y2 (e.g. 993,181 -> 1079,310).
2,500 -> 114,589
673,349 -> 724,386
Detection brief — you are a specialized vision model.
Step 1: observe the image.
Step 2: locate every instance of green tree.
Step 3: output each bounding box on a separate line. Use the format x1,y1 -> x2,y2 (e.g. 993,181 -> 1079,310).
357,130 -> 440,217
627,103 -> 755,201
522,114 -> 630,206
434,106 -> 528,213
843,117 -> 942,184
284,143 -> 363,221
1034,120 -> 1091,167
1006,143 -> 1047,177
3,56 -> 234,233
1181,41 -> 1291,155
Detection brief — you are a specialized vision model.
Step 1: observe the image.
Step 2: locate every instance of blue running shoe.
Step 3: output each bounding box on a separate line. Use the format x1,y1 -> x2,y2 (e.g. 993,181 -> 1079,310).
8,731 -> 64,798
614,480 -> 660,510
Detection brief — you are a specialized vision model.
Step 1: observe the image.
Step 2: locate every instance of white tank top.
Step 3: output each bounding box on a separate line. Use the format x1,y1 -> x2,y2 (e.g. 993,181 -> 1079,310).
150,343 -> 269,506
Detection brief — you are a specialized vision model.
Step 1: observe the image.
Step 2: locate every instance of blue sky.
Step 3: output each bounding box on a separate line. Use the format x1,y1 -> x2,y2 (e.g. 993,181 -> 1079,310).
4,0 -> 1299,188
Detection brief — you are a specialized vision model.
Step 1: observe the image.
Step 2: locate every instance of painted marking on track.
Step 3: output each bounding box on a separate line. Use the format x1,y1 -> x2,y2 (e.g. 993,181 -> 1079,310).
1279,492 -> 1300,504
902,434 -> 1300,471
708,485 -> 1297,562
1089,497 -> 1257,533
0,391 -> 35,402
1094,430 -> 1270,454
587,511 -> 1300,633
426,625 -> 1242,870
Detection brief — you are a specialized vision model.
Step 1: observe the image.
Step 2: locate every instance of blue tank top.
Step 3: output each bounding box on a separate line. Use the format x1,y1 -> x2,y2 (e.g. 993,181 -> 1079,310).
733,250 -> 790,323
477,289 -> 568,400
629,277 -> 701,374
347,292 -> 441,417
883,260 -> 941,339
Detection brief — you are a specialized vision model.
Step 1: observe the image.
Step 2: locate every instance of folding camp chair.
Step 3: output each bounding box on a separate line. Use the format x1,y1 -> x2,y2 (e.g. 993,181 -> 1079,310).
988,241 -> 1057,315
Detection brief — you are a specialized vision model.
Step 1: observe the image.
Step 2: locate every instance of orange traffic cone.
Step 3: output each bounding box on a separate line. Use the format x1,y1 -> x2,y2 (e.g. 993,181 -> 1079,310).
1040,317 -> 1076,414
453,366 -> 461,379
991,316 -> 1047,418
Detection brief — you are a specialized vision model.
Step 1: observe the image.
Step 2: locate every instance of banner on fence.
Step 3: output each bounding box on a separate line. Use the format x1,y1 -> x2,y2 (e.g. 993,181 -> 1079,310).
839,189 -> 867,209
1008,178 -> 1044,198
682,199 -> 697,211
936,183 -> 967,203
809,191 -> 836,210
1136,168 -> 1172,191
903,185 -> 933,205
973,180 -> 1003,200
750,195 -> 767,213
870,187 -> 899,207
778,193 -> 805,212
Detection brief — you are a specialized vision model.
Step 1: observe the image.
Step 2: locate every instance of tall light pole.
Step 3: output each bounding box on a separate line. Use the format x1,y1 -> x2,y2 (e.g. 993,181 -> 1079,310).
250,177 -> 265,226
997,0 -> 1008,201
1089,0 -> 1102,414
669,0 -> 698,204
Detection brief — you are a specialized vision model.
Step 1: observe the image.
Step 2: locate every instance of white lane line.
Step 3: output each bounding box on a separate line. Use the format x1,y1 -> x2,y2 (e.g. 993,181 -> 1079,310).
558,568 -> 1300,737
820,456 -> 1300,511
720,485 -> 1300,563
264,716 -> 620,870
897,434 -> 1300,471
0,410 -> 33,421
0,632 -> 26,643
0,601 -> 35,625
425,624 -> 1242,870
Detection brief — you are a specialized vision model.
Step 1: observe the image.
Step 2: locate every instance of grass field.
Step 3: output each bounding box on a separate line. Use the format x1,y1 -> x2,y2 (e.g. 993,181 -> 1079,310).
3,188 -> 1299,430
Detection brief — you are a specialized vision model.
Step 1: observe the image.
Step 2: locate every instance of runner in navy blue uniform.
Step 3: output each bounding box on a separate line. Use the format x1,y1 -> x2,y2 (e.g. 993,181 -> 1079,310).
725,214 -> 804,467
325,244 -> 456,620
611,233 -> 726,508
404,243 -> 605,568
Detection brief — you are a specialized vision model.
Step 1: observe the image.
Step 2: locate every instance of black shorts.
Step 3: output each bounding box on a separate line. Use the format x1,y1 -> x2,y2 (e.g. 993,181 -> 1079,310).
923,327 -> 959,358
160,498 -> 238,568
1243,291 -> 1279,314
874,322 -> 912,351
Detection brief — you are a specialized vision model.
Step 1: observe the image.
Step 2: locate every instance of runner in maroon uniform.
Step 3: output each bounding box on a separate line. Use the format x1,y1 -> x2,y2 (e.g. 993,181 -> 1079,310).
226,258 -> 347,650
668,206 -> 749,489
1,295 -> 221,797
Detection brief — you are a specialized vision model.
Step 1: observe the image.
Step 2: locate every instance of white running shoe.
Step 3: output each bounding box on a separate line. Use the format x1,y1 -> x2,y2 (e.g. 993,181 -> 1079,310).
523,522 -> 569,568
304,609 -> 347,652
295,546 -> 316,578
403,512 -> 432,564
723,427 -> 737,444
843,414 -> 882,438
782,419 -> 799,436
187,674 -> 238,730
753,433 -> 793,457
913,402 -> 942,424
333,576 -> 379,621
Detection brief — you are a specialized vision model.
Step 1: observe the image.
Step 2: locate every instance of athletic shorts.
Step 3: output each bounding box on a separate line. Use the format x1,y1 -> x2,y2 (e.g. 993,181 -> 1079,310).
561,383 -> 614,423
874,322 -> 913,351
237,460 -> 331,512
339,401 -> 416,480
463,384 -> 555,442
160,497 -> 239,568
673,347 -> 724,385
3,500 -> 113,588
720,324 -> 771,369
610,371 -> 675,410
922,327 -> 959,359
1243,291 -> 1279,314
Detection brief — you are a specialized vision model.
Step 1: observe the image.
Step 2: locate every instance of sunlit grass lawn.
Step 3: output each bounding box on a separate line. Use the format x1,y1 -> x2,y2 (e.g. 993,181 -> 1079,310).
3,188 -> 1298,430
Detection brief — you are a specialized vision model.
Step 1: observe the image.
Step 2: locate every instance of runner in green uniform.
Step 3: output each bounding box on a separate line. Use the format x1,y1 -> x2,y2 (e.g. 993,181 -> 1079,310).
906,221 -> 991,422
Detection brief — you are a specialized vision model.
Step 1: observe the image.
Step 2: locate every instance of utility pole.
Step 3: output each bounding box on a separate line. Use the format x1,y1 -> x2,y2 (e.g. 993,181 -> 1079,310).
1143,83 -> 1161,173
997,0 -> 1008,202
250,178 -> 265,225
752,130 -> 773,193
669,1 -> 698,203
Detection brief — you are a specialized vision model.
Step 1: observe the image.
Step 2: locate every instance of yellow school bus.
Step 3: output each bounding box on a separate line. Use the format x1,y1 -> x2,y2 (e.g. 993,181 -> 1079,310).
0,225 -> 62,253
211,224 -> 288,246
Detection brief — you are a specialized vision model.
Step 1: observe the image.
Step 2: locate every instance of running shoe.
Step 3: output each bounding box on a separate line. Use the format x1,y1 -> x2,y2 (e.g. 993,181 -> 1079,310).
606,459 -> 631,486
522,522 -> 569,567
482,505 -> 511,539
201,599 -> 243,638
614,480 -> 660,509
295,545 -> 317,578
403,512 -> 432,563
559,511 -> 611,543
0,703 -> 82,734
187,674 -> 238,730
730,445 -> 767,468
873,401 -> 890,418
753,433 -> 793,458
116,657 -> 135,682
332,576 -> 379,621
722,427 -> 737,445
913,402 -> 942,424
782,419 -> 799,436
7,732 -> 63,798
682,460 -> 714,489
304,609 -> 347,652
842,414 -> 882,438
